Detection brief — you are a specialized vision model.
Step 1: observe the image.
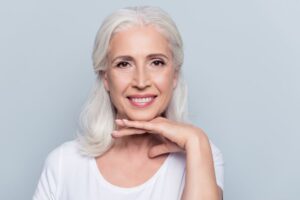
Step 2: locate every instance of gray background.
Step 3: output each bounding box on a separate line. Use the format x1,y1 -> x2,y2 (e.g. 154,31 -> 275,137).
1,0 -> 299,199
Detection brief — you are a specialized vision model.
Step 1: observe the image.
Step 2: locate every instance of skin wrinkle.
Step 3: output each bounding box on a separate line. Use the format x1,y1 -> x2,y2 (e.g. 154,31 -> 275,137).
102,25 -> 178,150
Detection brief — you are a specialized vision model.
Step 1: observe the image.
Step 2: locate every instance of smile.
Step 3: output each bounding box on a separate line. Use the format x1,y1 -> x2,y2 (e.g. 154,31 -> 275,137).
127,95 -> 157,108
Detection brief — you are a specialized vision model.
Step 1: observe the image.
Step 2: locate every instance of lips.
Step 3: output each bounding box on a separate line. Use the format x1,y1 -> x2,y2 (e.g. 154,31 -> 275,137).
127,94 -> 157,108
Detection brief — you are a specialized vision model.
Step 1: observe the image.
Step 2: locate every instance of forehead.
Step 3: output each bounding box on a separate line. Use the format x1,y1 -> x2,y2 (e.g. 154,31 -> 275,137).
108,25 -> 171,58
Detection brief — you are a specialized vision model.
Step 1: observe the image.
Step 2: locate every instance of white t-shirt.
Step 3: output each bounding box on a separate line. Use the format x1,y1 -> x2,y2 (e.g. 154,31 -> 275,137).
33,140 -> 224,200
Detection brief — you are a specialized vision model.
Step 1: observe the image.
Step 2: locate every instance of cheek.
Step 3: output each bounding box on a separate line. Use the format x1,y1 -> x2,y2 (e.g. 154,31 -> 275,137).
107,75 -> 130,111
154,73 -> 175,92
108,73 -> 131,94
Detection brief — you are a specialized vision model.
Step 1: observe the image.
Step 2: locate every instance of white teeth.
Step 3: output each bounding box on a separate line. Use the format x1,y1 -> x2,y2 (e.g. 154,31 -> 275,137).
131,97 -> 153,103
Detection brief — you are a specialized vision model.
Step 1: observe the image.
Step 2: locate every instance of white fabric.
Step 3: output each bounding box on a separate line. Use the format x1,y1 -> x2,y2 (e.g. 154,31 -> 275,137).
33,140 -> 224,200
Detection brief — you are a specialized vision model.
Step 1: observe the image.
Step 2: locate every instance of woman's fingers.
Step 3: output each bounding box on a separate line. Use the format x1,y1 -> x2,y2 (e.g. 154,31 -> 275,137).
112,128 -> 146,137
114,117 -> 202,151
115,119 -> 125,127
116,119 -> 165,135
118,118 -> 186,147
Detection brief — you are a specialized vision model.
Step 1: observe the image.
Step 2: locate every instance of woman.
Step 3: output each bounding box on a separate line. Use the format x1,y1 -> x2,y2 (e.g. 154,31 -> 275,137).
33,6 -> 224,200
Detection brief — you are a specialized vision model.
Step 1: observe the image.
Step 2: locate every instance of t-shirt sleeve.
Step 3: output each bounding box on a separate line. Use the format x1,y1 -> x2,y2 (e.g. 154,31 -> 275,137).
210,141 -> 225,191
33,146 -> 62,200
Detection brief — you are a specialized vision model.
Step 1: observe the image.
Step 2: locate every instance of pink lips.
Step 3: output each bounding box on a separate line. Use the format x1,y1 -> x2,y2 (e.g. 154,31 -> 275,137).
127,94 -> 157,108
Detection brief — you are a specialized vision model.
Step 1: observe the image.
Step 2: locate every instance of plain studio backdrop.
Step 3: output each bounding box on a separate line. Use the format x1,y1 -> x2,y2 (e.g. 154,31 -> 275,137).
1,1 -> 299,199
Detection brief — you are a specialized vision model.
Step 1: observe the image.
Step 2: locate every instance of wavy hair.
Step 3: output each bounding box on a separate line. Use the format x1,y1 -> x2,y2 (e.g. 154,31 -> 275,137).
76,6 -> 188,157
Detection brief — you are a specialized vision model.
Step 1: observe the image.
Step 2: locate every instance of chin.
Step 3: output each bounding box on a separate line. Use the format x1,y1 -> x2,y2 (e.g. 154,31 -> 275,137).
127,112 -> 159,121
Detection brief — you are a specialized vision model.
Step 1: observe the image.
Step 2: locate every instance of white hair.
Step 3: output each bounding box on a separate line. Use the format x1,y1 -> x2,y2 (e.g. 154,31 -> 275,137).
76,6 -> 188,157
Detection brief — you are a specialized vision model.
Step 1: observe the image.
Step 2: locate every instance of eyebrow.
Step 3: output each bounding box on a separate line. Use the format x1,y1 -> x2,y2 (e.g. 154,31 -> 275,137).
147,53 -> 169,60
111,53 -> 169,63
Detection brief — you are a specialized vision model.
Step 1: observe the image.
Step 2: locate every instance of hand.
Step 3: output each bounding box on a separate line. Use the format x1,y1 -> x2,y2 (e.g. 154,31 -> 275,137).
112,117 -> 207,158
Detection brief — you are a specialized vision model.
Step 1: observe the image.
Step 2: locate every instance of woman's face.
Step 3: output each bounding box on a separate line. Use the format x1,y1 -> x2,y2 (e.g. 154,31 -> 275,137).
102,25 -> 178,121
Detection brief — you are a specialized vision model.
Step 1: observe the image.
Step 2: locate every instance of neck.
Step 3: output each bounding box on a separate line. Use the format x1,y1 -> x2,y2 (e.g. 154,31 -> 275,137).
112,133 -> 155,152
112,114 -> 162,156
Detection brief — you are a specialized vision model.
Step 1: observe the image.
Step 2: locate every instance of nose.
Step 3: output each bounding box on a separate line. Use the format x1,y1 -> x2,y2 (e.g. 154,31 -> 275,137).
132,66 -> 151,89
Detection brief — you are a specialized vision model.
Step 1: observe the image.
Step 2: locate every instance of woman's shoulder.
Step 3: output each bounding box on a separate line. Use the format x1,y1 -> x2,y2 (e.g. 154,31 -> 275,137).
34,140 -> 90,199
209,140 -> 224,163
43,139 -> 87,169
57,139 -> 81,157
46,140 -> 78,157
209,140 -> 224,190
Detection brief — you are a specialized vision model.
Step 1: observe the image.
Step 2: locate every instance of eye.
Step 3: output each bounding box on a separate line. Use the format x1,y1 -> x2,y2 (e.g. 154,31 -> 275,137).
151,59 -> 166,67
116,61 -> 130,68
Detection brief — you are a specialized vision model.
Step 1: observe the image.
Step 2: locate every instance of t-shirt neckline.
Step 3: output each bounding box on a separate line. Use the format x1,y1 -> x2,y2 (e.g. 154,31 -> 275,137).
91,153 -> 172,193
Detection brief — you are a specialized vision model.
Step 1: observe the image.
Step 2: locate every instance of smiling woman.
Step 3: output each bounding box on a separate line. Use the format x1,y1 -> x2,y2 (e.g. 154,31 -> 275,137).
33,6 -> 224,200
103,26 -> 177,121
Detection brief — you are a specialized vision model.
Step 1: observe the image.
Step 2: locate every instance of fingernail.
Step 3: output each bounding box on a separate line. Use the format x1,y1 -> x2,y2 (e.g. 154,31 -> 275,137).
111,133 -> 116,138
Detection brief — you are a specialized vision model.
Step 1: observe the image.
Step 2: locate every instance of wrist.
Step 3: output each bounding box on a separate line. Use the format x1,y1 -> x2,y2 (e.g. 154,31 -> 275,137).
185,131 -> 210,152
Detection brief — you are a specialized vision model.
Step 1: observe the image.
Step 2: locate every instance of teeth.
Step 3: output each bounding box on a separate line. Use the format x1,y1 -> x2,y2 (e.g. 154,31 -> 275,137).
131,97 -> 153,103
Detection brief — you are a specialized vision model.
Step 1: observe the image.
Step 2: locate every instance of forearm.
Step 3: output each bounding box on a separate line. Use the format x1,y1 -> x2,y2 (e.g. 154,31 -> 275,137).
181,135 -> 220,200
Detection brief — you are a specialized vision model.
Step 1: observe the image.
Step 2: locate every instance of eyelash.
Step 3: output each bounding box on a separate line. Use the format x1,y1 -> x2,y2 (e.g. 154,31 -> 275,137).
151,59 -> 166,67
116,61 -> 130,68
115,59 -> 166,68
